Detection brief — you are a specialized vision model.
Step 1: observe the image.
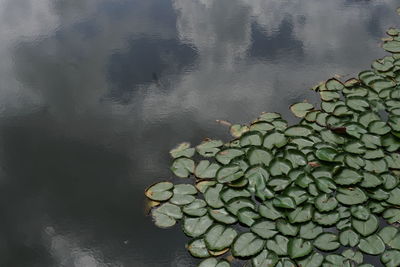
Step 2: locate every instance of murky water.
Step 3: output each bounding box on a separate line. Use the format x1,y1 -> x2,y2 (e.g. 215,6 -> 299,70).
0,0 -> 399,266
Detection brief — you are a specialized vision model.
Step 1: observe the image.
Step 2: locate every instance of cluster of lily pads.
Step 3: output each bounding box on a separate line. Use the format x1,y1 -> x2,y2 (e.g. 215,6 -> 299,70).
144,25 -> 400,267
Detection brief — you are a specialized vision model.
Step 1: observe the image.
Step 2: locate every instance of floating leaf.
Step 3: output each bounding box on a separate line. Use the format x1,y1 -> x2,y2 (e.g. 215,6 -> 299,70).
313,233 -> 340,251
300,222 -> 323,240
247,148 -> 273,166
215,149 -> 244,165
216,165 -> 244,184
171,158 -> 195,178
204,184 -> 224,208
205,224 -> 237,251
145,181 -> 174,201
288,238 -> 313,259
315,147 -> 338,162
358,234 -> 385,255
196,139 -> 224,157
198,258 -> 231,267
232,232 -> 265,257
169,142 -> 195,158
297,252 -> 324,267
334,168 -> 363,185
381,250 -> 400,267
266,235 -> 289,256
251,250 -> 279,267
187,238 -> 210,258
183,215 -> 213,237
209,208 -> 237,225
315,194 -> 338,212
269,158 -> 292,176
151,203 -> 182,228
352,215 -> 379,237
336,187 -> 367,205
251,220 -> 278,239
195,160 -> 220,179
339,229 -> 360,247
183,199 -> 208,217
290,102 -> 314,118
285,126 -> 313,137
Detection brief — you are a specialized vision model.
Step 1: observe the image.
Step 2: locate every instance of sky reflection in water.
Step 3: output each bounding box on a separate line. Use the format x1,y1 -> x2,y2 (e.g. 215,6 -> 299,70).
0,0 -> 399,266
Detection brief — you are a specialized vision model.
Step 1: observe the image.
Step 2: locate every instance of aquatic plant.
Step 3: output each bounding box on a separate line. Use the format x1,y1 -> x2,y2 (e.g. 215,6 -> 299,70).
145,11 -> 400,267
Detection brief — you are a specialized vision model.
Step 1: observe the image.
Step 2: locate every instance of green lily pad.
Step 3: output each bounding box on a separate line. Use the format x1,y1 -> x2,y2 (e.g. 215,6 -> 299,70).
240,131 -> 262,147
259,202 -> 284,220
290,102 -> 314,118
204,224 -> 237,251
169,142 -> 195,158
187,238 -> 210,258
183,215 -> 214,237
216,165 -> 244,184
381,250 -> 400,267
352,214 -> 379,237
266,235 -> 289,256
226,198 -> 255,216
383,40 -> 400,53
288,238 -> 313,259
251,220 -> 278,239
273,196 -> 296,209
183,199 -> 208,217
358,234 -> 385,255
209,208 -> 237,225
276,219 -> 299,236
313,211 -> 339,226
198,258 -> 231,267
300,222 -> 323,240
350,206 -> 370,221
195,160 -> 220,179
378,226 -> 400,250
334,168 -> 362,185
297,252 -> 324,267
315,194 -> 338,212
252,250 -> 279,267
315,147 -> 339,162
285,126 -> 313,137
336,187 -> 367,205
145,181 -> 174,201
151,203 -> 183,228
215,149 -> 244,165
368,120 -> 391,135
383,208 -> 400,224
232,232 -> 265,258
263,131 -> 288,149
288,205 -> 313,223
313,233 -> 340,251
247,148 -> 273,166
237,207 -> 260,227
339,229 -> 360,247
171,158 -> 195,178
204,184 -> 224,208
269,158 -> 292,176
196,139 -> 224,157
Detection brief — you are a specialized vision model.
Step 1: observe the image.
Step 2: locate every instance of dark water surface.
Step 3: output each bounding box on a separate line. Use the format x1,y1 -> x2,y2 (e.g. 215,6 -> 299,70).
0,0 -> 399,266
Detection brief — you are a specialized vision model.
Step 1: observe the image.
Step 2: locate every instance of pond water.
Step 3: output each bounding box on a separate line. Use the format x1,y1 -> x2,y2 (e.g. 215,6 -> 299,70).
0,0 -> 399,266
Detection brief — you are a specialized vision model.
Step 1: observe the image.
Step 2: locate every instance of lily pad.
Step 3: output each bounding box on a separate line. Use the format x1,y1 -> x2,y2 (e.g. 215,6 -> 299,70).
232,232 -> 265,258
151,203 -> 183,228
205,224 -> 237,251
358,234 -> 385,255
183,215 -> 214,237
313,233 -> 340,251
171,158 -> 195,178
290,102 -> 314,118
145,181 -> 174,201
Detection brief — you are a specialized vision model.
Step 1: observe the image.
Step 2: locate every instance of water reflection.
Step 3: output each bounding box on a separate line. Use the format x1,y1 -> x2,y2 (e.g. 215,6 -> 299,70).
0,0 -> 399,266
